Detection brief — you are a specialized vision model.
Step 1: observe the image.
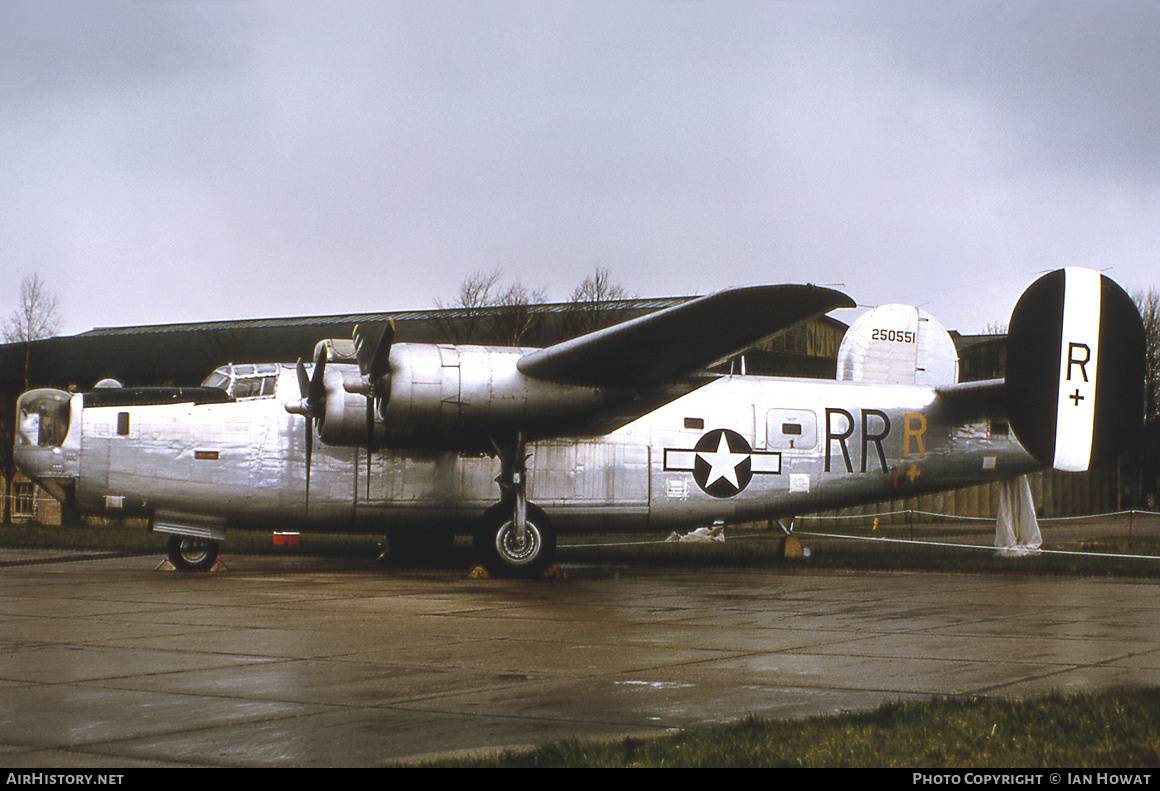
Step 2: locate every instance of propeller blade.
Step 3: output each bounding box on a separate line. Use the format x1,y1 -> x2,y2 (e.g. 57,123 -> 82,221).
304,417 -> 313,512
352,320 -> 395,497
309,343 -> 328,411
366,384 -> 378,487
354,320 -> 394,382
370,319 -> 395,384
296,350 -> 329,515
296,358 -> 310,401
365,396 -> 375,500
294,357 -> 314,510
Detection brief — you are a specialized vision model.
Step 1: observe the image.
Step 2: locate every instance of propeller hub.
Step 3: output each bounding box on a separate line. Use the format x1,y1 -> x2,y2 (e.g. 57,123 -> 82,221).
285,399 -> 311,418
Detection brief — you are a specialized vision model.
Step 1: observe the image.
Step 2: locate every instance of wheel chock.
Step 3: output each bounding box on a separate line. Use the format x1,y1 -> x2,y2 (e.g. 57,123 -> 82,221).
778,535 -> 805,559
541,564 -> 567,580
155,559 -> 229,572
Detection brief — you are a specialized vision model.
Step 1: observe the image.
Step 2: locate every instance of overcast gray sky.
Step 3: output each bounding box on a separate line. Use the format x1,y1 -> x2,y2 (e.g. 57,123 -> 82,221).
4,1 -> 1158,337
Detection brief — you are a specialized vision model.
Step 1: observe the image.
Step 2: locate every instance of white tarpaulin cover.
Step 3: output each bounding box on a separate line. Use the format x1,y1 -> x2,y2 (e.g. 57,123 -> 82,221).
995,475 -> 1042,556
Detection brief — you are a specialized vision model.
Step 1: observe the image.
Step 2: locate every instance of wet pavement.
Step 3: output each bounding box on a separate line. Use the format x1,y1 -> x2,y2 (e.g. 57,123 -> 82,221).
0,525 -> 1158,767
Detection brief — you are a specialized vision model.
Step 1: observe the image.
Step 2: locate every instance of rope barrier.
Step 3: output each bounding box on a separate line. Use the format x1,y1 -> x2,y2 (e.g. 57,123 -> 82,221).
560,508 -> 1160,561
793,530 -> 1160,561
795,507 -> 1160,524
561,530 -> 1160,562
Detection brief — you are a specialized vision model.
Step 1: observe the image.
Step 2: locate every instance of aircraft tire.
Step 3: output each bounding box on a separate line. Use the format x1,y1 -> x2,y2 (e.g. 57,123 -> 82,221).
475,504 -> 556,579
166,535 -> 220,572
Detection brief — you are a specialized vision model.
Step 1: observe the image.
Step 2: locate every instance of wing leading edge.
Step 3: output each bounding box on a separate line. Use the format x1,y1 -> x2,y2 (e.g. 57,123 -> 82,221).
517,284 -> 856,389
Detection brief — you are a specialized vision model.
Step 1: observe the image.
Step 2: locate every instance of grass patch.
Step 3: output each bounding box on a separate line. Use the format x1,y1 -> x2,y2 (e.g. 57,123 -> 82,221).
406,687 -> 1160,767
0,519 -> 165,554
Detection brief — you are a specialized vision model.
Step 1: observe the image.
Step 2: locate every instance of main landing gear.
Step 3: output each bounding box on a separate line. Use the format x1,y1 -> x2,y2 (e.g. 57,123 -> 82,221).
166,535 -> 220,572
474,502 -> 556,579
476,433 -> 556,578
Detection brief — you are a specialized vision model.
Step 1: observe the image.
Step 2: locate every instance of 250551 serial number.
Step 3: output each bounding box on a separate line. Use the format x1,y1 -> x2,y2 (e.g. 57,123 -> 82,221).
871,328 -> 916,343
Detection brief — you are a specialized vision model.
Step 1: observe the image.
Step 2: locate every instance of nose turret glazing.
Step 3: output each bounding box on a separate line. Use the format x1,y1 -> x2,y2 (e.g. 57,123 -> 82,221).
13,389 -> 80,498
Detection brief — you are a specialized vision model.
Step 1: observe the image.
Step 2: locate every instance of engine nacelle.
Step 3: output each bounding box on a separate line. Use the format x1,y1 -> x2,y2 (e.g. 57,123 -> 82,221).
314,363 -> 376,447
313,343 -> 618,448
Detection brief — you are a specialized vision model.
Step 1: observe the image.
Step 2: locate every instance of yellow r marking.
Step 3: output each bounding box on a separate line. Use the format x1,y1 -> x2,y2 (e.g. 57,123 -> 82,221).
904,413 -> 927,458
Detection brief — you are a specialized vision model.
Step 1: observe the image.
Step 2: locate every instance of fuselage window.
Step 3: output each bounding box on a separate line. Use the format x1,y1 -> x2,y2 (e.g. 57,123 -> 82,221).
684,417 -> 705,430
766,409 -> 818,451
117,412 -> 130,436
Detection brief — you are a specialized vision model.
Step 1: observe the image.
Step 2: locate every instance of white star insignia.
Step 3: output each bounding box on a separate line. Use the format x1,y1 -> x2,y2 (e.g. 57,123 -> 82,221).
697,433 -> 748,490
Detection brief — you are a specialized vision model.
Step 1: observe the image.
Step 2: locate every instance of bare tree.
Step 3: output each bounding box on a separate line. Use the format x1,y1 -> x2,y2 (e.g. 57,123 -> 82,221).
433,269 -> 552,345
5,273 -> 61,345
5,273 -> 62,392
432,268 -> 503,343
435,266 -> 633,346
451,268 -> 503,312
489,282 -> 547,346
569,266 -> 629,305
560,266 -> 633,339
3,274 -> 63,524
1135,288 -> 1160,426
1122,288 -> 1160,510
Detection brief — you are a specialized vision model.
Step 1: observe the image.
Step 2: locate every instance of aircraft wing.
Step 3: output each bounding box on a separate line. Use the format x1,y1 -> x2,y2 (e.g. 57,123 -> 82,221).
517,284 -> 856,389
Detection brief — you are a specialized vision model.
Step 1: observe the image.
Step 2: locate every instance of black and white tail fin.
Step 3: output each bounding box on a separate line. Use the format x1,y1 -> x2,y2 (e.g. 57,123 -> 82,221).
1005,268 -> 1144,472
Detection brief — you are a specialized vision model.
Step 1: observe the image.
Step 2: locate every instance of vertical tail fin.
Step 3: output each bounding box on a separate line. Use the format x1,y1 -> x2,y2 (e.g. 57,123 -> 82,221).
1005,268 -> 1144,472
836,304 -> 959,386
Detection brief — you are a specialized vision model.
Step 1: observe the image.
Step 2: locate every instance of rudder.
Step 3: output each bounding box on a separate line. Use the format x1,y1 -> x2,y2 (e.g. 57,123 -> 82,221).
1005,268 -> 1144,472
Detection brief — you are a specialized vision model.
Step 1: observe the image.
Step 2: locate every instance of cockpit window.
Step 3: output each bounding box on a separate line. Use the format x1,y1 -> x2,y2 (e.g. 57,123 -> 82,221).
201,365 -> 279,400
233,375 -> 277,399
201,371 -> 230,390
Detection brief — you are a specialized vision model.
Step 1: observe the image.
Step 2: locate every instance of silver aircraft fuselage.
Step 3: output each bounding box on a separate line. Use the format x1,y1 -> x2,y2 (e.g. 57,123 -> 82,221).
14,365 -> 1039,537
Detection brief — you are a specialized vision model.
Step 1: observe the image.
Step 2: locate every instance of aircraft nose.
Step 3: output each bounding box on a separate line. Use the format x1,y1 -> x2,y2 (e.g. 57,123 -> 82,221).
14,443 -> 70,479
13,445 -> 79,512
13,388 -> 81,507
